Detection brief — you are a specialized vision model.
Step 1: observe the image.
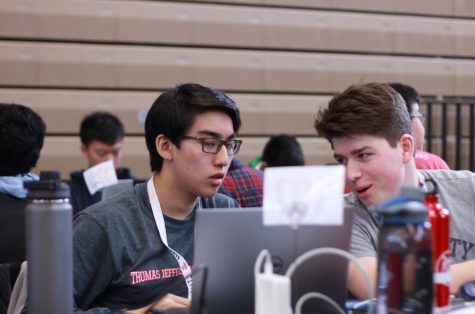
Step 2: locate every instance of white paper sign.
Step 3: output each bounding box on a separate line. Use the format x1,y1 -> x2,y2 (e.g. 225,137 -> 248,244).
263,165 -> 345,227
83,160 -> 118,195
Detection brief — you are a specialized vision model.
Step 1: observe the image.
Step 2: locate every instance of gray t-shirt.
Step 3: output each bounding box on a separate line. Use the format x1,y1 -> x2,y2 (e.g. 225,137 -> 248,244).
73,182 -> 238,314
347,169 -> 475,264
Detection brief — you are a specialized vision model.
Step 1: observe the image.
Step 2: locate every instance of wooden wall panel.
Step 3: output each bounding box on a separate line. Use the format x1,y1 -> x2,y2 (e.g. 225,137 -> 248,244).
1,42 -> 475,96
0,89 -> 329,135
0,89 -> 155,134
1,0 -> 474,172
198,0 -> 475,18
1,1 -> 475,57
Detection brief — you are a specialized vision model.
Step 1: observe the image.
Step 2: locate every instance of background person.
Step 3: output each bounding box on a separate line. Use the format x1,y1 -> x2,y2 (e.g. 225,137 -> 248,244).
389,82 -> 449,170
218,158 -> 263,207
69,111 -> 134,214
0,103 -> 46,313
0,103 -> 46,264
259,134 -> 305,170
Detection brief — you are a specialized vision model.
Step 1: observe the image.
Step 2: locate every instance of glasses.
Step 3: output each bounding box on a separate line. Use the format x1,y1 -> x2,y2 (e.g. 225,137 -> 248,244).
410,112 -> 426,123
181,136 -> 242,155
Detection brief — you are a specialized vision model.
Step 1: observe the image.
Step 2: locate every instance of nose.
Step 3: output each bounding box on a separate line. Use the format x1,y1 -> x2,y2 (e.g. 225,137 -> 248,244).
345,159 -> 362,183
214,144 -> 231,167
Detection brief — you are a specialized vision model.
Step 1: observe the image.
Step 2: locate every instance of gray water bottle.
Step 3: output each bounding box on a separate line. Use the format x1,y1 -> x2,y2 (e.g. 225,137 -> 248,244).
25,171 -> 73,314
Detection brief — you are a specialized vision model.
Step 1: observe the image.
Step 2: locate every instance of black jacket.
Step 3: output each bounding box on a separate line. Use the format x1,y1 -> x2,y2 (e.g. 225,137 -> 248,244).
0,193 -> 27,264
69,167 -> 134,215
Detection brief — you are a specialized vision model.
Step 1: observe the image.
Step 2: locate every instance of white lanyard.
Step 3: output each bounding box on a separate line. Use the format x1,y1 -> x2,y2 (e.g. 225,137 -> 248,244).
147,177 -> 194,299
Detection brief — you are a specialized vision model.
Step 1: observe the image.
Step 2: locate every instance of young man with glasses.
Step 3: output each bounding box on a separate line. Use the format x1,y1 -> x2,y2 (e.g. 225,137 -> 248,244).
389,82 -> 450,170
73,83 -> 241,313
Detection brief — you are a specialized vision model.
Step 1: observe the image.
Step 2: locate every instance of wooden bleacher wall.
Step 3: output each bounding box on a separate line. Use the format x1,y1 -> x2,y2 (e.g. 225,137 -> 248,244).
1,0 -> 475,179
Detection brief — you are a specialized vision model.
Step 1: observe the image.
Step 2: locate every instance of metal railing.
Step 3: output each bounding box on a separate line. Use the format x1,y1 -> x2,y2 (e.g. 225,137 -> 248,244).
423,97 -> 475,171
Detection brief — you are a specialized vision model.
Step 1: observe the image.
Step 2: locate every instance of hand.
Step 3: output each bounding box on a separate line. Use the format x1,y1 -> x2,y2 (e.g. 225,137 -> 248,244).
347,256 -> 377,300
451,259 -> 475,294
125,293 -> 191,314
150,293 -> 191,309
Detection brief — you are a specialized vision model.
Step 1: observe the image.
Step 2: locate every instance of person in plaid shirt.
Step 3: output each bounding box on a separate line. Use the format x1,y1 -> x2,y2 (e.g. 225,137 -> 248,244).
218,158 -> 263,207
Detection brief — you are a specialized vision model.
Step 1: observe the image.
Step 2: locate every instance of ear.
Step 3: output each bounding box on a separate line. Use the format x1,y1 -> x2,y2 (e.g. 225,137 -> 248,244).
155,134 -> 173,161
80,144 -> 87,155
399,134 -> 415,164
259,161 -> 268,171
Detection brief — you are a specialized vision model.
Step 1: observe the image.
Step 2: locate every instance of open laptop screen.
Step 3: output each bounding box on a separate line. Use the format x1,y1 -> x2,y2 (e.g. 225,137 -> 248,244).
192,207 -> 354,314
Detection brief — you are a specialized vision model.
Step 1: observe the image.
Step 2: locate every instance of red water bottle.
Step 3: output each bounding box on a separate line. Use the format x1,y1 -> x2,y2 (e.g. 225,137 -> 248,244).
425,179 -> 451,309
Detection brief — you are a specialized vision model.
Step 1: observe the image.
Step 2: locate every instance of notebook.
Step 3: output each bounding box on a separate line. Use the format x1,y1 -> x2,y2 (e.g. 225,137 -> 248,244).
192,207 -> 354,314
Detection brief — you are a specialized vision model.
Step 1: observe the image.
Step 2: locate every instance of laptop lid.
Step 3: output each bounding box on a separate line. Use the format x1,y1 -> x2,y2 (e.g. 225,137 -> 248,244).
192,207 -> 354,314
100,179 -> 133,201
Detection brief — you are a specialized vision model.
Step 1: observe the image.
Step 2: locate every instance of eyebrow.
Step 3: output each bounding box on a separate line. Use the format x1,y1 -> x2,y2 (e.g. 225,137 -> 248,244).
196,130 -> 236,140
333,146 -> 371,159
350,146 -> 371,155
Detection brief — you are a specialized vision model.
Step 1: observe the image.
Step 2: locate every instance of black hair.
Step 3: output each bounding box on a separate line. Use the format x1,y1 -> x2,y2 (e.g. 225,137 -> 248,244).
80,111 -> 124,146
0,103 -> 46,175
145,83 -> 241,172
261,134 -> 305,167
388,82 -> 422,114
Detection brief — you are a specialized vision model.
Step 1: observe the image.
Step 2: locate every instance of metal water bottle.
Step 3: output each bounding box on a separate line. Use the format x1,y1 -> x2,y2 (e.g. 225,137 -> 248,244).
25,171 -> 73,314
425,179 -> 451,310
374,187 -> 433,314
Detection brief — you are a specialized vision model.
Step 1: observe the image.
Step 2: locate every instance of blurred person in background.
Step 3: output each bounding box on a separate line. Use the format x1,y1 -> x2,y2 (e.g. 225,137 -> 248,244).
389,82 -> 449,170
69,111 -> 134,214
218,158 -> 263,207
259,134 -> 305,170
220,134 -> 306,207
0,103 -> 45,313
0,103 -> 46,264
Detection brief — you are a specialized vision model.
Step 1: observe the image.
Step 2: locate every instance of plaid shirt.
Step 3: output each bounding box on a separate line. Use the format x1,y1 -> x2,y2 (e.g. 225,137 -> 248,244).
218,158 -> 263,207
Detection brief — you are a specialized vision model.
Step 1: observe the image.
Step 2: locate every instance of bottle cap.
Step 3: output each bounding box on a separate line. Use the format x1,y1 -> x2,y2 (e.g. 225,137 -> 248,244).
24,170 -> 70,199
373,186 -> 428,223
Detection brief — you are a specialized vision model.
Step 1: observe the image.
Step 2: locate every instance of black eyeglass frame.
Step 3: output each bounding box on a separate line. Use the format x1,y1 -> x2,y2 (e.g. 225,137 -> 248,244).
410,112 -> 426,123
181,136 -> 242,155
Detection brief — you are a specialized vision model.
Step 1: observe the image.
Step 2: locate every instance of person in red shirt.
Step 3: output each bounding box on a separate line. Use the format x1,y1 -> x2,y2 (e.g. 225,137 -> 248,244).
389,82 -> 449,170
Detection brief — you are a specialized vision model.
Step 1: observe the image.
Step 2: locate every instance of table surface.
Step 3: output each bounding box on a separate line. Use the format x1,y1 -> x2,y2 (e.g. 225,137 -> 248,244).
345,299 -> 475,314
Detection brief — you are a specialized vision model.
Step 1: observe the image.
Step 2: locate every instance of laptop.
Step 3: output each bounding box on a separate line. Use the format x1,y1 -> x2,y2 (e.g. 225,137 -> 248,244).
192,207 -> 354,314
100,179 -> 134,200
147,264 -> 208,314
